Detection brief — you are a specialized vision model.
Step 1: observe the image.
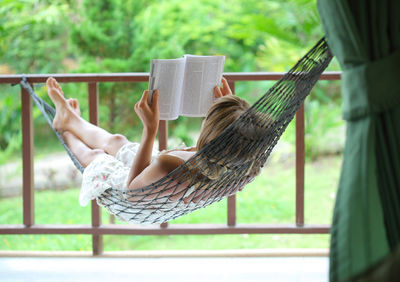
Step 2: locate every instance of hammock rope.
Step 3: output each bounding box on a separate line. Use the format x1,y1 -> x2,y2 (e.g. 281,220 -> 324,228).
20,37 -> 333,224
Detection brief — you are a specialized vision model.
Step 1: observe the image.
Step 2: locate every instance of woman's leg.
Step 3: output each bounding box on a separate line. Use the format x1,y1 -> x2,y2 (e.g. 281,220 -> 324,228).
46,77 -> 129,156
61,99 -> 105,168
63,131 -> 105,168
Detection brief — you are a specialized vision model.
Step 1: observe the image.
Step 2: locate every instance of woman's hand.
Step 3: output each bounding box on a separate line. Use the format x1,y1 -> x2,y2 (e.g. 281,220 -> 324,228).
135,90 -> 160,134
214,77 -> 232,98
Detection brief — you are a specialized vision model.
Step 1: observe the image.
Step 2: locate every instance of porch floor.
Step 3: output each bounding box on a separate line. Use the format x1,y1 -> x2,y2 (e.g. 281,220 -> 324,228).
0,255 -> 328,282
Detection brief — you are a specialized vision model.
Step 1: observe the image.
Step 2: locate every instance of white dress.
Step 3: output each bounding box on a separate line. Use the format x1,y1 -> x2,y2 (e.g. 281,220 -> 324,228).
79,142 -> 199,224
79,142 -> 158,206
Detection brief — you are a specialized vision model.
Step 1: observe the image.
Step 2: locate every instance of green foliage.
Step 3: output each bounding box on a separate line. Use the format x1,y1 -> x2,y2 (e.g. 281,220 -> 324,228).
0,0 -> 72,73
277,81 -> 344,161
232,0 -> 324,71
170,118 -> 197,147
0,0 -> 73,162
304,100 -> 344,159
303,81 -> 344,159
129,0 -> 260,71
66,0 -> 270,137
0,0 -> 342,161
0,86 -> 21,163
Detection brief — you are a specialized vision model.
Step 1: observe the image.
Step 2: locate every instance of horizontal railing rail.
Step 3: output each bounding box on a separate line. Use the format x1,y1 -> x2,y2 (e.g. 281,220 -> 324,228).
0,72 -> 341,255
1,72 -> 340,83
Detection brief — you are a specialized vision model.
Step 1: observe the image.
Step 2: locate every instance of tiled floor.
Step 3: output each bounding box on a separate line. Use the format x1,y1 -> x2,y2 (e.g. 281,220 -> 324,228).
0,256 -> 328,282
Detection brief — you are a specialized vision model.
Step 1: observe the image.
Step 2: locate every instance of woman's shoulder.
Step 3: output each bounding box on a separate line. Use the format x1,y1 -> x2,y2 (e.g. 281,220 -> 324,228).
157,148 -> 196,172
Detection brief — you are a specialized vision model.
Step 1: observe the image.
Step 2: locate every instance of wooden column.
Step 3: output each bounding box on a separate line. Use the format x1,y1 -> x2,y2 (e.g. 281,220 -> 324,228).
227,80 -> 236,226
159,120 -> 169,229
21,85 -> 34,227
295,104 -> 305,226
158,120 -> 168,151
88,82 -> 103,255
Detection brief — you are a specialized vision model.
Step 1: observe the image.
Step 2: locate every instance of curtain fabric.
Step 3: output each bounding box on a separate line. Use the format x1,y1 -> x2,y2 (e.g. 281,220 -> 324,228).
317,0 -> 400,281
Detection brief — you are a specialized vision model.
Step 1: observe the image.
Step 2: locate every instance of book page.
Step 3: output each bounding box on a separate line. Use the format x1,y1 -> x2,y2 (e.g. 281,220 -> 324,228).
149,58 -> 185,120
180,55 -> 225,117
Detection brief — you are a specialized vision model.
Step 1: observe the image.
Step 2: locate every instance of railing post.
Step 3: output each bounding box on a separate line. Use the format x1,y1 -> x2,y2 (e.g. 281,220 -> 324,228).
21,85 -> 34,227
88,82 -> 104,255
227,80 -> 236,227
295,103 -> 305,226
158,120 -> 168,152
159,120 -> 169,229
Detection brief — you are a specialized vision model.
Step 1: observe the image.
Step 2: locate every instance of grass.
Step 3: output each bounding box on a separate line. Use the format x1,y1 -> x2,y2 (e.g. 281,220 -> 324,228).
0,155 -> 341,251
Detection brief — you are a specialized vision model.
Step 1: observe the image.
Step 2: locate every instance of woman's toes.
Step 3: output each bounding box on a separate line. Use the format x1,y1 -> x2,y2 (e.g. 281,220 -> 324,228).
46,77 -> 54,88
73,99 -> 81,116
53,79 -> 64,95
72,99 -> 78,109
66,98 -> 75,109
50,78 -> 58,89
66,98 -> 81,116
47,77 -> 66,104
47,77 -> 63,94
54,79 -> 63,92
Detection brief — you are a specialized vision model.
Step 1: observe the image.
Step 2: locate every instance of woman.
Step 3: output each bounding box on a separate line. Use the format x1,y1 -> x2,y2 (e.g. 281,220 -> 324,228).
45,77 -> 250,209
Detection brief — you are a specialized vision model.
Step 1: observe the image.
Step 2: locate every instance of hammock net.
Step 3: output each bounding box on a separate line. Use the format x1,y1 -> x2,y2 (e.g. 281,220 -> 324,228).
20,37 -> 333,224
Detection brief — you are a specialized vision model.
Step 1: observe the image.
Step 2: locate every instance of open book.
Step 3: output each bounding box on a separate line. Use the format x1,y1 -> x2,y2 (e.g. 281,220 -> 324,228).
148,55 -> 225,120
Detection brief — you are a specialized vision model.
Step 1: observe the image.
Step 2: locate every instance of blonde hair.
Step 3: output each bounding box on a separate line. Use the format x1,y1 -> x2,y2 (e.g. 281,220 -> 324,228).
188,95 -> 252,183
196,95 -> 250,150
187,95 -> 273,187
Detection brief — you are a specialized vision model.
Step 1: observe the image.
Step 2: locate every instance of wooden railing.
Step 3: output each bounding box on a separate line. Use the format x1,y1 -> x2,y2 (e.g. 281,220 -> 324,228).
0,72 -> 341,255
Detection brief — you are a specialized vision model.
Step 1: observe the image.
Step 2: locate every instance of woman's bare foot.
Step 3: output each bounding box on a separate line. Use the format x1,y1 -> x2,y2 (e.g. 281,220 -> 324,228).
46,77 -> 77,132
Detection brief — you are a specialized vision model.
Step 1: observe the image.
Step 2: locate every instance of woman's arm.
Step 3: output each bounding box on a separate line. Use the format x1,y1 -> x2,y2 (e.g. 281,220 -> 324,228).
127,77 -> 232,190
126,90 -> 160,185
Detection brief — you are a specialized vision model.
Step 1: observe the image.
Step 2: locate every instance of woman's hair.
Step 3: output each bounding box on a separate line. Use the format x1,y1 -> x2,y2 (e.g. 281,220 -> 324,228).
196,95 -> 250,150
186,94 -> 272,189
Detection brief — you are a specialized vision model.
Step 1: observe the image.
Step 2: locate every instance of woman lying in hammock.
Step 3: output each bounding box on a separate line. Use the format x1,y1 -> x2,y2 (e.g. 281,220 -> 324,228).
45,77 -> 251,211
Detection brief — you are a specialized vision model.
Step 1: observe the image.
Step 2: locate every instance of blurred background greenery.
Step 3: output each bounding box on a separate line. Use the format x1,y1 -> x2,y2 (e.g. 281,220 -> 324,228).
0,0 -> 342,161
0,0 -> 344,250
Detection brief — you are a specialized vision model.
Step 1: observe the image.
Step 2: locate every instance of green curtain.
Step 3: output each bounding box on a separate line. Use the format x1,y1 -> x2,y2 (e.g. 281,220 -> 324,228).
317,0 -> 400,281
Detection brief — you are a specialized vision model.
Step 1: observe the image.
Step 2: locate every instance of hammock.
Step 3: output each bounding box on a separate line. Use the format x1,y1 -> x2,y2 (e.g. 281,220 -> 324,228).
20,37 -> 333,224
